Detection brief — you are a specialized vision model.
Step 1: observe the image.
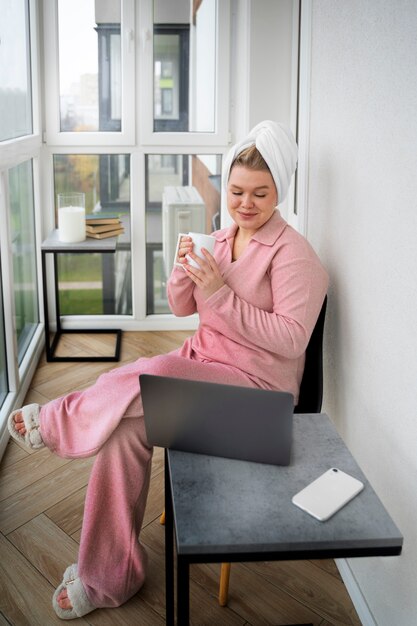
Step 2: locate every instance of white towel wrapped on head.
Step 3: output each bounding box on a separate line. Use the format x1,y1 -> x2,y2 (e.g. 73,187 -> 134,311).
222,120 -> 298,205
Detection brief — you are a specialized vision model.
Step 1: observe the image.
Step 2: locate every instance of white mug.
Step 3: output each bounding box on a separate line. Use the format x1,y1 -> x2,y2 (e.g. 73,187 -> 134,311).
174,232 -> 216,269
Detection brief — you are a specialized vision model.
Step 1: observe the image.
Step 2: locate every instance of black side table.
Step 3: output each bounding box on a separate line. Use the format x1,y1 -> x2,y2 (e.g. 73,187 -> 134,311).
41,230 -> 122,362
164,413 -> 403,625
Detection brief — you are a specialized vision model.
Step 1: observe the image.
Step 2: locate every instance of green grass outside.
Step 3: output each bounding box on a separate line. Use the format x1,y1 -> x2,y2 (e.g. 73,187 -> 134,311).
59,290 -> 103,315
57,253 -> 102,282
57,254 -> 103,315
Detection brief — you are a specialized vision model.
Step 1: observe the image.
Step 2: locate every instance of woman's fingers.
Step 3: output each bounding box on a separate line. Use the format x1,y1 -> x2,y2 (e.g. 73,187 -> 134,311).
183,249 -> 224,297
177,236 -> 193,262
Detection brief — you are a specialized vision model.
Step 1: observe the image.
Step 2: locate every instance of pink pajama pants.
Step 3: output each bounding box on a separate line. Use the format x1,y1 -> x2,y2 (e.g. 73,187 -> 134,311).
39,350 -> 255,608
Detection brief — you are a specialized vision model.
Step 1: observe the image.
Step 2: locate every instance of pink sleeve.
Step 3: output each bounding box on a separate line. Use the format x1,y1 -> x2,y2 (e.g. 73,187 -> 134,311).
203,253 -> 328,359
167,267 -> 197,317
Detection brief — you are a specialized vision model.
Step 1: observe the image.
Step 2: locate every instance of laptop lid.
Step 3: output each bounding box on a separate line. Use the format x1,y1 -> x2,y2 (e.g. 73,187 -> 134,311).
140,375 -> 294,465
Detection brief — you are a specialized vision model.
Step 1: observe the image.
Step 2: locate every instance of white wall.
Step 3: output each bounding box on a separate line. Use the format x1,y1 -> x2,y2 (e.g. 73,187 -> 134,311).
248,0 -> 294,129
229,0 -> 295,141
225,0 -> 296,226
306,2 -> 417,624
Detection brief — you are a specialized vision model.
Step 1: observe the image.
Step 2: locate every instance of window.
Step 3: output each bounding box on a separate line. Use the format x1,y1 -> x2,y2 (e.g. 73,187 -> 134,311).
154,26 -> 189,131
0,0 -> 32,141
53,154 -> 132,315
44,0 -> 134,145
0,0 -> 41,437
140,0 -> 229,146
153,0 -> 217,133
57,0 -> 121,132
8,160 -> 39,363
44,0 -> 231,328
145,153 -> 221,314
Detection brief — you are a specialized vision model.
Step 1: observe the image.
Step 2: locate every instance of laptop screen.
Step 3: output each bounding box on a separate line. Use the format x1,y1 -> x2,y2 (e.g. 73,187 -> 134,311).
140,375 -> 294,465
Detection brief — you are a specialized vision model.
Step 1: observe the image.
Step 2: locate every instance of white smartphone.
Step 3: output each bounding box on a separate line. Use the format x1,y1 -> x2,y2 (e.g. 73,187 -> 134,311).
292,468 -> 364,522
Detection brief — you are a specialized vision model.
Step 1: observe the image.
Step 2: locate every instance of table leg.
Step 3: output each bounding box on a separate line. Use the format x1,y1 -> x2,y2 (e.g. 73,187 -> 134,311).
165,451 -> 175,626
52,252 -> 62,334
41,251 -> 50,358
42,250 -> 60,360
177,556 -> 190,625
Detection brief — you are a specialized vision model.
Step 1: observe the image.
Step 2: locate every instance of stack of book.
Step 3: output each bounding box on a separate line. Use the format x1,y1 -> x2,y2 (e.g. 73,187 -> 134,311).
85,214 -> 125,239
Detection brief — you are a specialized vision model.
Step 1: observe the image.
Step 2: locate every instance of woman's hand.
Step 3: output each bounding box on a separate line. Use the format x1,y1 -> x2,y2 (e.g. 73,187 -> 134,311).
183,247 -> 225,299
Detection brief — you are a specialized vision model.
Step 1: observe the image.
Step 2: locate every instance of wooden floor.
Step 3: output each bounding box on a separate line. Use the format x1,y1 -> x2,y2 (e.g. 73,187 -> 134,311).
0,330 -> 361,625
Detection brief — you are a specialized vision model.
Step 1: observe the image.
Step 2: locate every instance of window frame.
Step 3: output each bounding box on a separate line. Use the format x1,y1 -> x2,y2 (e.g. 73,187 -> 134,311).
43,0 -> 233,330
0,153 -> 44,385
138,0 -> 231,147
43,0 -> 135,146
0,0 -> 44,454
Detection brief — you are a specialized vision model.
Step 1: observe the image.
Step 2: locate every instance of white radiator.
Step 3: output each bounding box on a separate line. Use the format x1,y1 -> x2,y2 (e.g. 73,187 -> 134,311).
162,186 -> 206,276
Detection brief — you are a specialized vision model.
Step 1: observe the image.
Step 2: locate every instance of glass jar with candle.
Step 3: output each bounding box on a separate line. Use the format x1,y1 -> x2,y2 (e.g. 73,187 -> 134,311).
57,193 -> 86,243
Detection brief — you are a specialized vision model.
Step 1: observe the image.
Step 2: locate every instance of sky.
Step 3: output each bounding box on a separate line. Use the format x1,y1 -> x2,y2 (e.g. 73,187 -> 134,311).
58,0 -> 99,92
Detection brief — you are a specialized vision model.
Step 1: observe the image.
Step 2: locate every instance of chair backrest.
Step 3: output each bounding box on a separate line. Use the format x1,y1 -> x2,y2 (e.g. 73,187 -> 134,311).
294,295 -> 327,414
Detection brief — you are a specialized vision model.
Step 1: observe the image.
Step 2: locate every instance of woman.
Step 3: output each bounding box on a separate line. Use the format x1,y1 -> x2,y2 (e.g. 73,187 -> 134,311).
8,121 -> 328,619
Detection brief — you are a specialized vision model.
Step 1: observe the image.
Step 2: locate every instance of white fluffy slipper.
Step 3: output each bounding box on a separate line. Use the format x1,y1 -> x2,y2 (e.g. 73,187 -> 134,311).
7,403 -> 44,450
52,564 -> 96,620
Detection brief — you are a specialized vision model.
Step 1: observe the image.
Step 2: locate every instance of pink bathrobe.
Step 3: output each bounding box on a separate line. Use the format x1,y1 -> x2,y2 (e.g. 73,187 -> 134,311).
39,209 -> 328,609
168,210 -> 328,398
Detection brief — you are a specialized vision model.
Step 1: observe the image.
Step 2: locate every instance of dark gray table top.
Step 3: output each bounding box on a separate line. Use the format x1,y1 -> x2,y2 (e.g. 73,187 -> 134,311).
42,229 -> 118,252
167,413 -> 403,558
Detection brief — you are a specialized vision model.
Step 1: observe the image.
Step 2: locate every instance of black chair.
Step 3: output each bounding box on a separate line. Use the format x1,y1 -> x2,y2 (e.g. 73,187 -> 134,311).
294,294 -> 327,414
218,294 -> 328,605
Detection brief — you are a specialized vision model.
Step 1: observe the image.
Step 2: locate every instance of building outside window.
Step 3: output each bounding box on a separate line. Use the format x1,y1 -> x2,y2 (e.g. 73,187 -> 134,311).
58,0 -> 122,132
154,26 -> 190,131
153,0 -> 217,133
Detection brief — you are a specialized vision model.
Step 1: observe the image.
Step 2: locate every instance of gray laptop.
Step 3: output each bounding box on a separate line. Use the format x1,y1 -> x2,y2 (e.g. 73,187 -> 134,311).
140,375 -> 294,465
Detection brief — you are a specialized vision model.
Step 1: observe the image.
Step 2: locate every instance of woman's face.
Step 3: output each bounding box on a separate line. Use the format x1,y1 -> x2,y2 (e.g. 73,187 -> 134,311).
227,165 -> 278,236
